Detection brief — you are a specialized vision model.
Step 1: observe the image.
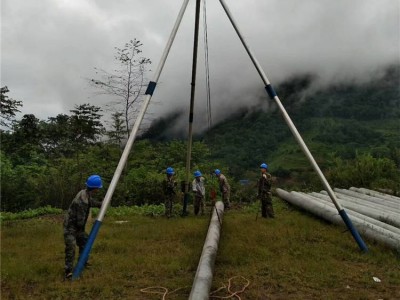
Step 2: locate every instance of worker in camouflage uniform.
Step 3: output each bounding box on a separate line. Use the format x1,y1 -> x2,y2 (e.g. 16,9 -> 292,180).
163,167 -> 177,218
63,174 -> 103,280
214,169 -> 231,209
192,170 -> 205,215
258,163 -> 274,218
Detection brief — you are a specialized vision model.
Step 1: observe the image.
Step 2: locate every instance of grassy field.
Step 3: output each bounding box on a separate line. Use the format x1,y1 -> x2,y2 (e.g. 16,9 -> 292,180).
1,199 -> 399,299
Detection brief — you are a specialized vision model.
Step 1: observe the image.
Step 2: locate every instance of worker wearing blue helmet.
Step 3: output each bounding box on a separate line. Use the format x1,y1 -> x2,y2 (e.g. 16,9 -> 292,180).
258,163 -> 274,218
214,169 -> 231,209
192,170 -> 205,215
163,167 -> 177,218
63,174 -> 103,280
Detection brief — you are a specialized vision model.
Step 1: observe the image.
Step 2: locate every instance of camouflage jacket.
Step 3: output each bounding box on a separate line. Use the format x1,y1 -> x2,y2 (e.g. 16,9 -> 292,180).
217,174 -> 230,193
63,189 -> 102,231
163,176 -> 177,196
192,177 -> 206,197
258,173 -> 272,195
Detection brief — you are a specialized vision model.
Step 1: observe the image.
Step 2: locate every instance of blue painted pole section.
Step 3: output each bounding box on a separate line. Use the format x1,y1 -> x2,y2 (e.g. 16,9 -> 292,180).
339,209 -> 368,252
265,84 -> 277,99
145,81 -> 157,96
218,0 -> 368,252
72,220 -> 102,279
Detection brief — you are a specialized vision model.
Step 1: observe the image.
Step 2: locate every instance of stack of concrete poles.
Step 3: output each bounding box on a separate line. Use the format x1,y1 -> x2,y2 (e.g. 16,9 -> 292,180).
276,188 -> 400,251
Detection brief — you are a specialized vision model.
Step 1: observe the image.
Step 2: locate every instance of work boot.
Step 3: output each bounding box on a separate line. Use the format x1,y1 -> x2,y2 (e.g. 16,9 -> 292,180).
64,269 -> 73,280
224,201 -> 231,210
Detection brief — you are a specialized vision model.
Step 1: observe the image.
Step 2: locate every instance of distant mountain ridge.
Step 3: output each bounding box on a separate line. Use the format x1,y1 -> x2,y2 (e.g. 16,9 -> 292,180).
143,64 -> 400,177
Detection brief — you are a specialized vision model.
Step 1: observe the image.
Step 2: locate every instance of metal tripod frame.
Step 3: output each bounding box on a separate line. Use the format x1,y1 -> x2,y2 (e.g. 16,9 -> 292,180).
73,0 -> 368,281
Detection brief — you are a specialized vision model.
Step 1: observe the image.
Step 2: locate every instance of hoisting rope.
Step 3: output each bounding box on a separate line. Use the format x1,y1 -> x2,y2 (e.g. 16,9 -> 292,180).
140,286 -> 189,299
210,276 -> 250,299
140,276 -> 250,299
203,0 -> 212,129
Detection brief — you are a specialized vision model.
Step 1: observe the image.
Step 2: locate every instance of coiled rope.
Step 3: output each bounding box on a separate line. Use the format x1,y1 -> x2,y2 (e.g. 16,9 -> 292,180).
210,276 -> 250,299
140,286 -> 188,299
140,276 -> 250,299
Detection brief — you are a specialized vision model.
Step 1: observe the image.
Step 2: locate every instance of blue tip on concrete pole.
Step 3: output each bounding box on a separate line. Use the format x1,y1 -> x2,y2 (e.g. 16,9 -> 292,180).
72,220 -> 102,279
218,0 -> 368,252
72,0 -> 191,280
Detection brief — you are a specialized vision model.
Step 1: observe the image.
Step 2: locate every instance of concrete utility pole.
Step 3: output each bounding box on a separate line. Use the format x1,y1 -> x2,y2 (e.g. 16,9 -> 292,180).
183,0 -> 202,216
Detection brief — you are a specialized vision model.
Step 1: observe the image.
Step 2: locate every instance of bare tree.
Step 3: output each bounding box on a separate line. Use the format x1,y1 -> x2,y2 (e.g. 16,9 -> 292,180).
90,39 -> 151,138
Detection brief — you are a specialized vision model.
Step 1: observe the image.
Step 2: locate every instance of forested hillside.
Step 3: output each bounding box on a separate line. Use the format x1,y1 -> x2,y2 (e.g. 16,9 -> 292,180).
1,65 -> 399,212
202,65 -> 400,182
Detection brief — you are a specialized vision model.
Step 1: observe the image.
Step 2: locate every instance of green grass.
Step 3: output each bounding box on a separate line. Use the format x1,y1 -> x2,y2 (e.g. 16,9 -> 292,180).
1,200 -> 400,299
0,206 -> 63,222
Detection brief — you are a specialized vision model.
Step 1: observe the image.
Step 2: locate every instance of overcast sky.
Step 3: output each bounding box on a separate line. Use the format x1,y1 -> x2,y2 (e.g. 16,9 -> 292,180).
2,0 -> 399,132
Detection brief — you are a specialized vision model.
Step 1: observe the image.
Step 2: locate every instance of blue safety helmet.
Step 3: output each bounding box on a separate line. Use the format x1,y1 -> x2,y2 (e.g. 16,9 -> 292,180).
86,175 -> 103,189
214,169 -> 221,175
260,163 -> 268,169
194,170 -> 202,177
166,167 -> 175,175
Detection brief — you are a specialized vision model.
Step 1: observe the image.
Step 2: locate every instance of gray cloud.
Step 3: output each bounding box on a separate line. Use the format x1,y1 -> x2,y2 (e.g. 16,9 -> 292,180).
2,0 -> 399,132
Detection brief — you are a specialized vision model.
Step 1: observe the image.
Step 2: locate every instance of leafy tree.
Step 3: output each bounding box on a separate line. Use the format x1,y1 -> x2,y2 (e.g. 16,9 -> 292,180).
69,103 -> 105,145
68,104 -> 105,182
1,151 -> 48,212
90,39 -> 151,138
0,86 -> 22,128
0,151 -> 15,211
327,153 -> 400,192
40,107 -> 104,158
14,114 -> 42,143
5,114 -> 45,164
42,157 -> 90,209
106,112 -> 126,150
41,114 -> 74,157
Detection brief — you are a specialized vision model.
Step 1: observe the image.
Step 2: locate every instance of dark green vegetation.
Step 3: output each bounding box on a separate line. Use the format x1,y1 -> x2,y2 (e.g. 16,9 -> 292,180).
2,201 -> 400,299
1,65 -> 399,213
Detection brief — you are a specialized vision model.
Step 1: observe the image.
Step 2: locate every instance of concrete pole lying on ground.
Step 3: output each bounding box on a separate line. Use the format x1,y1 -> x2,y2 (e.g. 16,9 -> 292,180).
72,0 -> 191,280
315,191 -> 400,227
303,192 -> 400,237
334,188 -> 400,211
350,187 -> 400,203
189,201 -> 224,300
276,189 -> 400,251
217,0 -> 368,252
321,191 -> 400,216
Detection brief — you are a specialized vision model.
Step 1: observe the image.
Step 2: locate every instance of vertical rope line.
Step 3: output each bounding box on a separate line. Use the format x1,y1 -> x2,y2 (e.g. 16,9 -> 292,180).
203,0 -> 212,129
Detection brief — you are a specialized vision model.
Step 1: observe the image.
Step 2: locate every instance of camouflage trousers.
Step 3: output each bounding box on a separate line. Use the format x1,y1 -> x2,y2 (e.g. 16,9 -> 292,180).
64,228 -> 88,272
194,195 -> 205,215
222,190 -> 231,209
260,192 -> 274,218
164,195 -> 174,217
